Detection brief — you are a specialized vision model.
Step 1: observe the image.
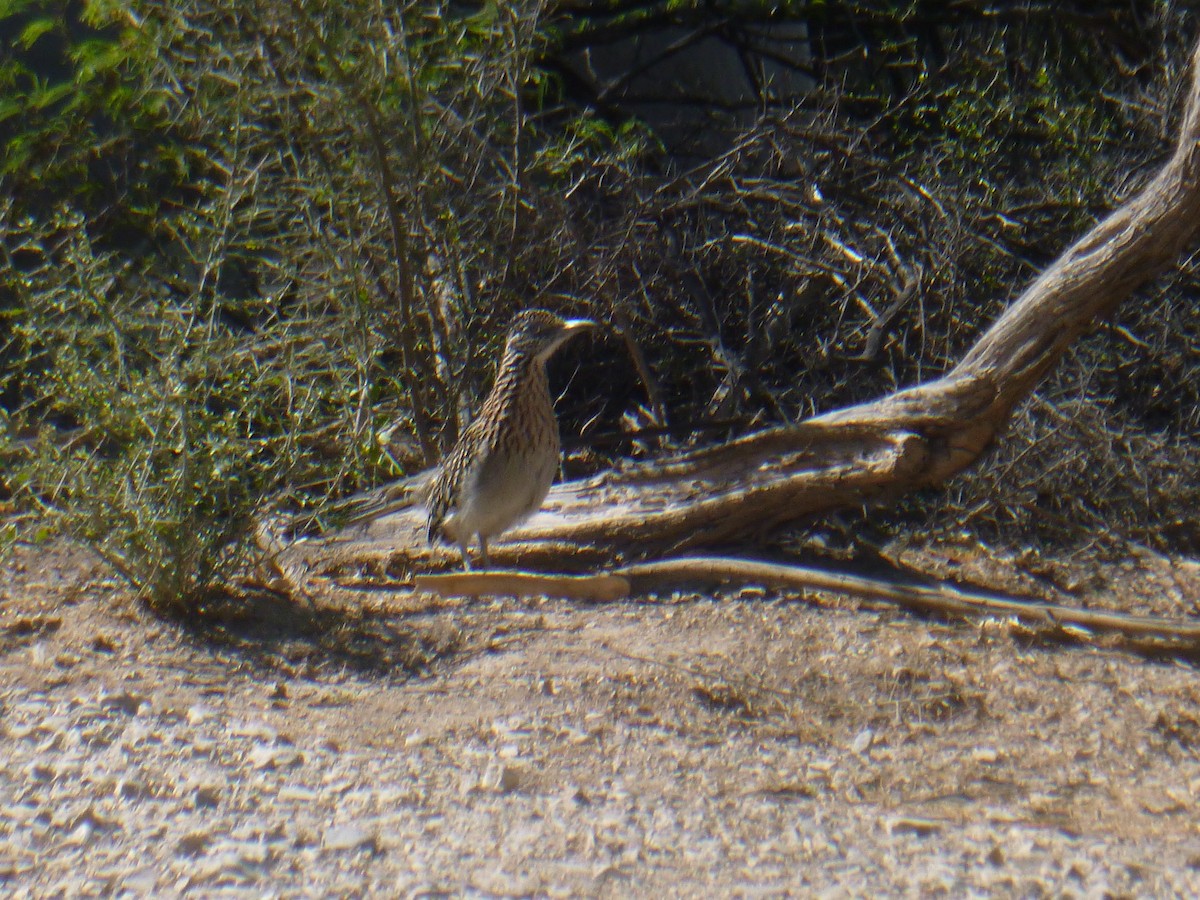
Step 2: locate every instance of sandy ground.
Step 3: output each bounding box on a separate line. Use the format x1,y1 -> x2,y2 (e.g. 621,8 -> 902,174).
3,535 -> 1200,897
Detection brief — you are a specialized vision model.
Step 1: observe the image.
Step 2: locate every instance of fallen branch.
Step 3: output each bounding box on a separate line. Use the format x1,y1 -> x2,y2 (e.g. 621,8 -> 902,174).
410,556 -> 1200,655
291,39 -> 1200,580
414,570 -> 629,603
618,557 -> 1200,647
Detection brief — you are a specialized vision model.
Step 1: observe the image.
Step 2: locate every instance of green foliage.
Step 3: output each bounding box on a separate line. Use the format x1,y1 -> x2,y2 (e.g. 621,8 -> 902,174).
1,0 -> 627,608
0,1 -> 167,213
3,206 -> 370,607
1,0 -> 1197,612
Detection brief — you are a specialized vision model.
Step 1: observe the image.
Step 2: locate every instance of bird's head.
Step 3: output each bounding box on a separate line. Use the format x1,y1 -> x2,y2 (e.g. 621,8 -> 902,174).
503,308 -> 597,363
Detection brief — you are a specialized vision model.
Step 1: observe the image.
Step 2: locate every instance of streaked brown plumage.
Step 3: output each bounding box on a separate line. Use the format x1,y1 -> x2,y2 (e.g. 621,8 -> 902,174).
425,309 -> 595,569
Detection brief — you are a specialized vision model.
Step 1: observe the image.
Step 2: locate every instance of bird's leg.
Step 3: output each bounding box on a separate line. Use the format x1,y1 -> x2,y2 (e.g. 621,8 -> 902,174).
458,543 -> 472,571
478,535 -> 491,570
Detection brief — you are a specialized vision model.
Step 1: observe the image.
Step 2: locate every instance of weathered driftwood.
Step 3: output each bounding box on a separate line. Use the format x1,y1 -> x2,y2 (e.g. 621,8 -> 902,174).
287,39 -> 1200,581
410,558 -> 1200,656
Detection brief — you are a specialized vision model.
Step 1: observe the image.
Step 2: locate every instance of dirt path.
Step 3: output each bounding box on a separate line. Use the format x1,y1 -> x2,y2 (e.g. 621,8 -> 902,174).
3,538 -> 1200,896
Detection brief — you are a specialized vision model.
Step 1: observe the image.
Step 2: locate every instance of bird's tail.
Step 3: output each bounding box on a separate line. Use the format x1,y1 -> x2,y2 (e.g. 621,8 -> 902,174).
334,468 -> 437,527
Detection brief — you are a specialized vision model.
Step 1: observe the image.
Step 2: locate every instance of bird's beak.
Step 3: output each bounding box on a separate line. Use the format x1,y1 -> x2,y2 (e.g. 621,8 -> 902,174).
561,318 -> 597,334
537,318 -> 597,363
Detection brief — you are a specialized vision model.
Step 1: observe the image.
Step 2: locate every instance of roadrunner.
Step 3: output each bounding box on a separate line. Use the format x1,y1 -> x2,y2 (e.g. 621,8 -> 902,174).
428,309 -> 595,568
350,310 -> 596,569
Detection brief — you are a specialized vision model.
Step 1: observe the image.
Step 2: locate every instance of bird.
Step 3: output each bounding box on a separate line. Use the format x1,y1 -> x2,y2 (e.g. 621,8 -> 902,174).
346,309 -> 596,570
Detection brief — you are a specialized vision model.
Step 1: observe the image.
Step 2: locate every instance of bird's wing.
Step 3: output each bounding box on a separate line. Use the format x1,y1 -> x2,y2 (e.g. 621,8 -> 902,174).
424,418 -> 490,542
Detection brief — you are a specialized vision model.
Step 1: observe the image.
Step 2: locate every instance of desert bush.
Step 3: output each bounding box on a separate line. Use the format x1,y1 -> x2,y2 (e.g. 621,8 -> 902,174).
2,0 -> 625,607
1,0 -> 1197,610
537,2 -> 1200,551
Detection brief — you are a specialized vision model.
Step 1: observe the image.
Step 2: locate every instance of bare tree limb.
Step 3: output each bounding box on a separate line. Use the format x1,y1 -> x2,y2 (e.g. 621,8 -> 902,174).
292,39 -> 1200,579
407,555 -> 1200,656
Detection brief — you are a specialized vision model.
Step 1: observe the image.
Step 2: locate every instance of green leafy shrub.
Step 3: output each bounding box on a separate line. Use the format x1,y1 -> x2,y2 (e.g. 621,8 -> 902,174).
1,0 -> 633,608
2,0 -> 1197,612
